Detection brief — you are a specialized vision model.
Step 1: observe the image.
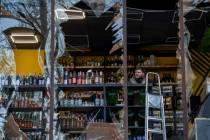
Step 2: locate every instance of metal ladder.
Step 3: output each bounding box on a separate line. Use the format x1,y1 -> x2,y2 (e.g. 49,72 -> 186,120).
145,72 -> 167,140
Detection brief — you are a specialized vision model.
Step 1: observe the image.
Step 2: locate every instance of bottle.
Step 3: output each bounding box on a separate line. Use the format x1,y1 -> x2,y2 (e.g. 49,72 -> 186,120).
33,74 -> 37,85
81,72 -> 85,85
16,75 -> 20,86
41,74 -> 45,85
94,71 -> 99,84
64,71 -> 68,85
78,94 -> 82,106
110,72 -> 114,83
77,71 -> 82,84
68,72 -> 72,84
95,94 -> 99,106
38,74 -> 42,85
72,71 -> 77,84
100,94 -> 104,106
99,71 -> 103,84
91,72 -> 95,84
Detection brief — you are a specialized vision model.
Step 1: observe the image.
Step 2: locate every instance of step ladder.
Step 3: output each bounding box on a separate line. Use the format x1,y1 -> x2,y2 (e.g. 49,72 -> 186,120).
145,72 -> 167,140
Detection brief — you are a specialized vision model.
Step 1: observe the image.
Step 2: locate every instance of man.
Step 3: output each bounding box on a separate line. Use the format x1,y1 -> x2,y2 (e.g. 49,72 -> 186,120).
129,68 -> 146,84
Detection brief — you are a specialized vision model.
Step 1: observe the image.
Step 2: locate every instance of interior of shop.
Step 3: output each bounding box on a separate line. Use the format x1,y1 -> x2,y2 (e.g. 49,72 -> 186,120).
0,0 -> 210,140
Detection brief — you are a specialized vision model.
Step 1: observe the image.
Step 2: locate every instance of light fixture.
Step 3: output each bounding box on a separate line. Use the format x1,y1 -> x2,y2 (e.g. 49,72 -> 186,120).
10,33 -> 39,44
55,8 -> 86,20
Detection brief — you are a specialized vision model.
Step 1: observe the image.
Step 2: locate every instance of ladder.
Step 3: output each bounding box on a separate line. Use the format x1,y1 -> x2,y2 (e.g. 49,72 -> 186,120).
145,72 -> 167,140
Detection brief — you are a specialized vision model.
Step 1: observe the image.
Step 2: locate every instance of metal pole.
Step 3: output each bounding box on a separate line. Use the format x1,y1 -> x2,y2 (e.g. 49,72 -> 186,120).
123,0 -> 128,140
50,0 -> 55,139
179,0 -> 188,139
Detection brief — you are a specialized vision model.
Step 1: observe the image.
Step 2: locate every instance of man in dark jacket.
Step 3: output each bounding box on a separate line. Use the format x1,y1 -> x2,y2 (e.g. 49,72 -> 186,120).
129,67 -> 146,84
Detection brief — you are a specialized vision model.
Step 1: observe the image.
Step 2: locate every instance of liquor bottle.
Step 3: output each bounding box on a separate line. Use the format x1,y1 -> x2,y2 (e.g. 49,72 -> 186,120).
100,94 -> 104,106
95,94 -> 100,106
99,71 -> 103,84
91,72 -> 95,84
64,71 -> 68,85
94,71 -> 99,84
38,74 -> 42,85
78,94 -> 82,106
86,72 -> 92,84
110,72 -> 114,83
77,71 -> 82,84
33,74 -> 37,85
81,72 -> 85,85
72,71 -> 77,84
68,71 -> 72,84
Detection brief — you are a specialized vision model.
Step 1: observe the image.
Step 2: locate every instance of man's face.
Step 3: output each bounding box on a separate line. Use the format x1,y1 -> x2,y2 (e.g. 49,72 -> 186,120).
134,69 -> 144,79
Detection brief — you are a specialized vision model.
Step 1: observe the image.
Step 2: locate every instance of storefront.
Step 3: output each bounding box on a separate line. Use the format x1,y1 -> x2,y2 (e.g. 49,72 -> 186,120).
0,0 -> 209,140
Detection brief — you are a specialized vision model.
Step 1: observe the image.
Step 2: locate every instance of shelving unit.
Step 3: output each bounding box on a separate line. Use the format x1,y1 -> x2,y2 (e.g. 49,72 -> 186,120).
2,84 -> 47,136
55,52 -> 182,139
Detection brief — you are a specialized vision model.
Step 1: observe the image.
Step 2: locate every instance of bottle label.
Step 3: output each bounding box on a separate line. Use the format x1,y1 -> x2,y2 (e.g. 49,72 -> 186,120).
64,79 -> 68,85
72,78 -> 76,84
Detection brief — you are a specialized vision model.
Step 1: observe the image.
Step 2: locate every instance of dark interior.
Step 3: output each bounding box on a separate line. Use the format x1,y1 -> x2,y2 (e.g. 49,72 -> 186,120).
60,1 -> 210,56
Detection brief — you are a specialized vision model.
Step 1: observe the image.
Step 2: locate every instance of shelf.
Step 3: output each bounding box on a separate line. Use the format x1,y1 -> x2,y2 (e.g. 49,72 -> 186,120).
21,128 -> 44,132
105,105 -> 144,108
105,105 -> 124,108
128,105 -> 145,108
57,84 -> 104,90
128,126 -> 144,129
57,106 -> 103,111
160,83 -> 179,86
75,66 -> 104,69
140,65 -> 179,70
2,85 -> 46,91
9,107 -> 42,112
105,83 -> 122,87
56,83 -> 152,90
17,85 -> 46,91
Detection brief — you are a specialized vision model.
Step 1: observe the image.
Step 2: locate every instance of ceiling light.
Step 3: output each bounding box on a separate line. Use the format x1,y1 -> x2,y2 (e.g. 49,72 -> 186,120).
10,33 -> 39,44
55,8 -> 85,20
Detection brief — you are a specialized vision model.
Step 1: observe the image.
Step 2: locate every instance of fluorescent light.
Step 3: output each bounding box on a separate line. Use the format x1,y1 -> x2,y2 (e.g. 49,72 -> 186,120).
55,8 -> 85,20
10,33 -> 39,44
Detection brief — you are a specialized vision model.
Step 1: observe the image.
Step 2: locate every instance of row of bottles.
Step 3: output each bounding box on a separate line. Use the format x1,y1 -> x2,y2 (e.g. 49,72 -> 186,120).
106,71 -> 120,83
0,74 -> 46,86
63,70 -> 104,85
106,56 -> 122,66
13,112 -> 42,129
59,112 -> 87,129
60,92 -> 104,107
76,56 -> 104,67
26,132 -> 46,140
75,56 -> 123,67
70,55 -> 158,68
11,92 -> 42,108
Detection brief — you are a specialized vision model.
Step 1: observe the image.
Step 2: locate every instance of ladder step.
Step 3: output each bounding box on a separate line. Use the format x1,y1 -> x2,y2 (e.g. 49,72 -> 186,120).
148,129 -> 163,134
148,116 -> 162,121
